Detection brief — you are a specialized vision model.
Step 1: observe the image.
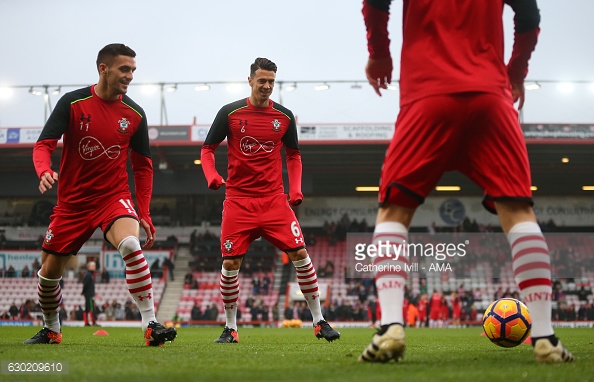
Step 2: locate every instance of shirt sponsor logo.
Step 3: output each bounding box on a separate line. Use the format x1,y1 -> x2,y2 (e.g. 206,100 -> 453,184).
79,136 -> 121,160
240,136 -> 274,156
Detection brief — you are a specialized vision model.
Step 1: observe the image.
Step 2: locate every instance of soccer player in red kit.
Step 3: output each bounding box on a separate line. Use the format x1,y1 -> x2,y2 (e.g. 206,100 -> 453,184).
25,43 -> 176,347
201,57 -> 340,343
428,290 -> 443,328
358,0 -> 573,363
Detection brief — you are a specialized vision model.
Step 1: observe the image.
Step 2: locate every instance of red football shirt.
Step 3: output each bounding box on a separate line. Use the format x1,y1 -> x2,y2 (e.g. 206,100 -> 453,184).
363,0 -> 540,106
33,85 -> 153,215
202,98 -> 299,198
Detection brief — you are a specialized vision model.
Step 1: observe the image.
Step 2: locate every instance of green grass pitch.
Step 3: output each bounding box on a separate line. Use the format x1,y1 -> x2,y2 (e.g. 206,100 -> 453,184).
0,326 -> 592,382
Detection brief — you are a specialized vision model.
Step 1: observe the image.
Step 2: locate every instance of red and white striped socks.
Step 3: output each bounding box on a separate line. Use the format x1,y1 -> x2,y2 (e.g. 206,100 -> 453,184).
507,221 -> 554,338
220,267 -> 239,330
119,236 -> 156,331
37,272 -> 62,333
293,256 -> 324,323
373,222 -> 409,326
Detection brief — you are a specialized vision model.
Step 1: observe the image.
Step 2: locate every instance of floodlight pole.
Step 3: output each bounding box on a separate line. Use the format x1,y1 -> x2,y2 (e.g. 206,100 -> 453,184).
160,83 -> 168,126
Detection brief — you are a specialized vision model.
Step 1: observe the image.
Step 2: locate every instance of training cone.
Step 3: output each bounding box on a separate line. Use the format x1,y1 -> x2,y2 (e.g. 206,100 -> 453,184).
523,337 -> 532,345
93,330 -> 109,336
480,331 -> 486,336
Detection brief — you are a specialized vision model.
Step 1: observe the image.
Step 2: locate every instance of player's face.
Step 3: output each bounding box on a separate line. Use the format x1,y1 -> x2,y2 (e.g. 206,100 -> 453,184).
249,69 -> 275,105
105,55 -> 136,95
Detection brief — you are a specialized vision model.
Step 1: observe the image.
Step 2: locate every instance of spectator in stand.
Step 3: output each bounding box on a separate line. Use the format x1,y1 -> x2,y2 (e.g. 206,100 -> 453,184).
565,304 -> 576,321
191,302 -> 203,321
251,274 -> 261,296
20,300 -> 33,319
291,301 -> 302,321
31,258 -> 41,275
261,305 -> 270,322
184,270 -> 194,287
163,256 -> 175,281
21,265 -> 30,278
577,303 -> 589,321
150,258 -> 162,279
284,303 -> 294,320
353,303 -> 367,321
261,273 -> 271,296
189,229 -> 198,252
324,261 -> 335,278
577,286 -> 589,302
250,303 -> 261,321
493,287 -> 504,301
207,303 -> 219,321
104,301 -> 115,321
101,268 -> 110,284
242,262 -> 253,278
6,265 -> 15,278
272,304 -> 279,322
300,303 -> 313,323
9,302 -> 19,320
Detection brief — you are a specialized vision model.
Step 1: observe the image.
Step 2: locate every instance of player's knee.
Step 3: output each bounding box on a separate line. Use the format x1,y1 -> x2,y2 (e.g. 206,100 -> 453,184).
118,236 -> 141,254
223,258 -> 241,271
287,248 -> 308,262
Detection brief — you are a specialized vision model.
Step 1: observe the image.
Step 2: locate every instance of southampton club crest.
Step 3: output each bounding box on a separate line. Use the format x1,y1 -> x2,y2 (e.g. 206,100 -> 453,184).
271,119 -> 281,132
223,239 -> 234,254
44,229 -> 54,246
117,118 -> 130,133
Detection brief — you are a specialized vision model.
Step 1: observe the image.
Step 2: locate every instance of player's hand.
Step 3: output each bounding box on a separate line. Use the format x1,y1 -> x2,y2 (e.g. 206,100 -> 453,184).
510,80 -> 525,110
208,176 -> 225,190
288,191 -> 303,206
140,218 -> 156,249
39,171 -> 59,194
366,57 -> 393,96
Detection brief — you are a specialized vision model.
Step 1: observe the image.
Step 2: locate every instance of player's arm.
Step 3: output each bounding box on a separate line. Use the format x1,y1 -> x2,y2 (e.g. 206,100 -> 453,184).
282,115 -> 302,206
362,0 -> 393,96
201,107 -> 229,190
130,114 -> 155,248
506,0 -> 541,110
33,94 -> 70,194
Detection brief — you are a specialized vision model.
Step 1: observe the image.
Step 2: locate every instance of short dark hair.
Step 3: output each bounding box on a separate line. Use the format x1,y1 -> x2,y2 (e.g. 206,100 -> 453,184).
250,57 -> 277,77
96,43 -> 136,71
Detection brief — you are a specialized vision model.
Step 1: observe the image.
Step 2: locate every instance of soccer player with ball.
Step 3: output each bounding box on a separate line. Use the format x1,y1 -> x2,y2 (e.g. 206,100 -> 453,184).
359,0 -> 573,363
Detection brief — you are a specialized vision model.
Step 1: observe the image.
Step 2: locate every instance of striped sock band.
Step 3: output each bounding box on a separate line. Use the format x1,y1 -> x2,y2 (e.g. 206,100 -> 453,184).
507,221 -> 554,338
37,272 -> 62,333
119,236 -> 156,330
293,256 -> 324,323
221,267 -> 239,330
373,222 -> 409,326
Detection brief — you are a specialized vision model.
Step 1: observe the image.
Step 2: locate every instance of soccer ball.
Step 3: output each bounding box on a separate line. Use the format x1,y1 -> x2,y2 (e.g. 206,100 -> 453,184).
482,298 -> 531,348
